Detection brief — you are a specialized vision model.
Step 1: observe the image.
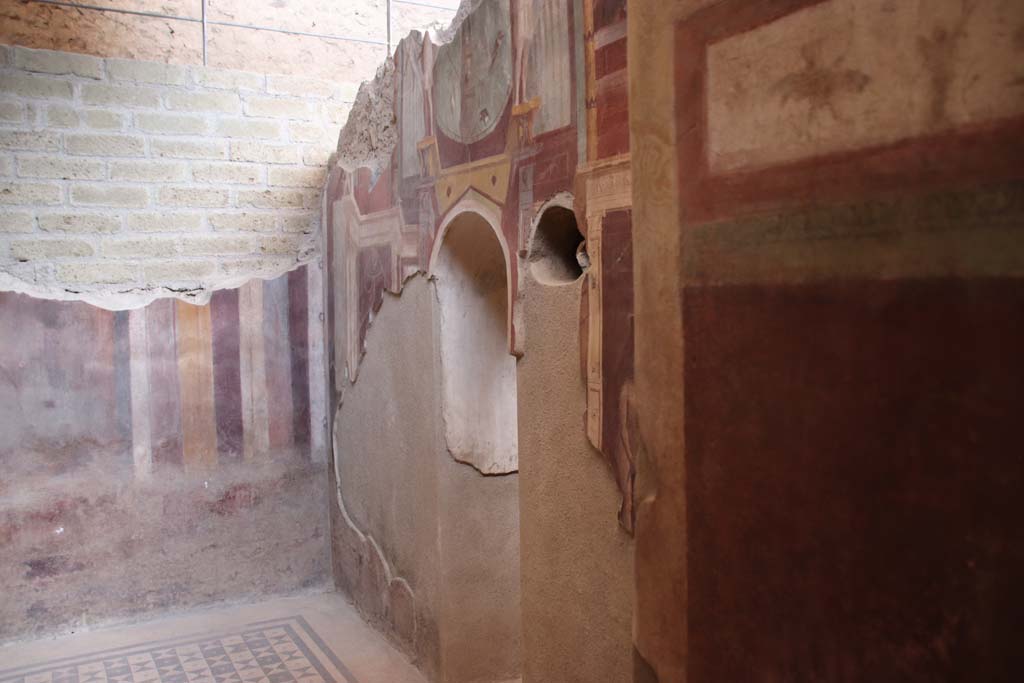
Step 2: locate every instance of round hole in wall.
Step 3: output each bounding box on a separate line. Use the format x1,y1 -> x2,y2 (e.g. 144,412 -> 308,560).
529,205 -> 585,285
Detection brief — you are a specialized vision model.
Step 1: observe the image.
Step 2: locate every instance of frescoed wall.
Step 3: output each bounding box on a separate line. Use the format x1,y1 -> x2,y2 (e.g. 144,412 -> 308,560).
327,0 -> 636,524
0,266 -> 329,642
630,0 -> 1024,681
324,0 -> 637,680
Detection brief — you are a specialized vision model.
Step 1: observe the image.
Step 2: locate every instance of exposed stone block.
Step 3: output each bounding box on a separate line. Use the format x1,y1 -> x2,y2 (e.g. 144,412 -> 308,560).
0,101 -> 26,123
158,187 -> 230,208
178,235 -> 255,256
244,96 -> 317,121
45,104 -> 79,128
256,235 -> 305,255
268,166 -> 325,188
278,213 -> 317,233
218,256 -> 297,276
192,162 -> 263,185
0,181 -> 62,205
81,83 -> 162,108
0,73 -> 73,99
126,212 -> 203,232
166,91 -> 241,114
10,238 -> 93,259
83,109 -> 124,130
237,188 -> 306,209
151,138 -> 228,160
215,118 -> 282,140
135,112 -> 209,136
143,260 -> 217,281
70,184 -> 149,208
229,141 -> 299,164
66,133 -> 146,157
0,45 -> 352,300
14,47 -> 104,79
18,156 -> 106,180
110,160 -> 188,183
288,121 -> 328,143
106,59 -> 189,86
209,212 -> 276,232
39,213 -> 121,233
57,262 -> 138,284
0,212 -> 35,233
302,145 -> 332,167
0,130 -> 61,152
101,237 -> 178,258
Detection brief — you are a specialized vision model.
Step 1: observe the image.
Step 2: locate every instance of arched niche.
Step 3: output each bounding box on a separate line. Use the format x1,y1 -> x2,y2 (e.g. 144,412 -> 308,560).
431,209 -> 519,475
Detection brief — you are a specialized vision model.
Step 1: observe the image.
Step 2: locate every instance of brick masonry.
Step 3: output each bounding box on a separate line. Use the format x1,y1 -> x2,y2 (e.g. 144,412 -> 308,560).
0,45 -> 357,305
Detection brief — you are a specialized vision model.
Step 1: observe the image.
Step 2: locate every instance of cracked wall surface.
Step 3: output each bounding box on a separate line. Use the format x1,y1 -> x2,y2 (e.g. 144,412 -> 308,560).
0,45 -> 351,308
323,0 -> 636,681
330,276 -> 520,682
324,0 -> 637,528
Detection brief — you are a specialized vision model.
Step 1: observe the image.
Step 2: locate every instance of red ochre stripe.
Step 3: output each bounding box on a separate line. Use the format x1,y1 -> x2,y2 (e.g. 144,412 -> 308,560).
288,266 -> 312,451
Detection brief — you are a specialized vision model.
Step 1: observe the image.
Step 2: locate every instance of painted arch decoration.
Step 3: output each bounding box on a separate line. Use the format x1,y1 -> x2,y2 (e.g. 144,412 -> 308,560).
324,0 -> 638,531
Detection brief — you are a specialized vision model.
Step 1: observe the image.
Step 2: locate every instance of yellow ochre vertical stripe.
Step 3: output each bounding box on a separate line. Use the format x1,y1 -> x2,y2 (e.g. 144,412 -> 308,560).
175,299 -> 218,472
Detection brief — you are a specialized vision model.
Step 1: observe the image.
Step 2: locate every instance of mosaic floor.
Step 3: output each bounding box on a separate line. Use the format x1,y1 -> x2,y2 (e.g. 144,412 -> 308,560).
0,617 -> 352,683
0,595 -> 425,683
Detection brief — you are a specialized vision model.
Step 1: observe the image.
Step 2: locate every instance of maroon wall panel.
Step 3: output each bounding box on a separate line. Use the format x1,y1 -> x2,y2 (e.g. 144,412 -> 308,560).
683,277 -> 1024,682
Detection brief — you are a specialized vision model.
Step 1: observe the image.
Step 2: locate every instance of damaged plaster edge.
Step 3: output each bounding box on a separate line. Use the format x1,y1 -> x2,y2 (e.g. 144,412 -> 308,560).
329,418 -> 417,642
447,450 -> 520,477
331,0 -> 484,176
343,268 -> 427,386
325,0 -> 494,378
330,456 -> 410,594
426,275 -> 521,478
0,253 -> 319,311
337,270 -> 519,477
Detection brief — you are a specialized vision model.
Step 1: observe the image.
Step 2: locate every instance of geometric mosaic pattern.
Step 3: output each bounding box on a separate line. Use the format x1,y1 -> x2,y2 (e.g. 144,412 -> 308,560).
0,619 -> 356,683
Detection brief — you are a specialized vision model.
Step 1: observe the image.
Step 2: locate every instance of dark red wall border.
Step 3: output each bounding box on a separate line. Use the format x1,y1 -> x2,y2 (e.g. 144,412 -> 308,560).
674,0 -> 1024,225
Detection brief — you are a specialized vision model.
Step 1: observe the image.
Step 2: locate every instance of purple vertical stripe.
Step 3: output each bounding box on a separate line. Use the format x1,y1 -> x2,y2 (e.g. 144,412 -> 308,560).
146,298 -> 183,468
0,294 -> 119,461
211,288 -> 244,462
263,275 -> 294,450
288,267 -> 311,451
113,310 -> 133,465
325,169 -> 341,402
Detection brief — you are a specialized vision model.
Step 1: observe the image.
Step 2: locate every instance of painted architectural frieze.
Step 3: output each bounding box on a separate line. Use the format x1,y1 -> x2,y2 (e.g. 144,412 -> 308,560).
324,0 -> 639,530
